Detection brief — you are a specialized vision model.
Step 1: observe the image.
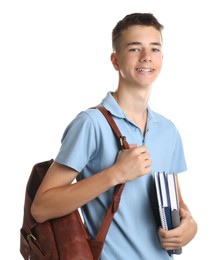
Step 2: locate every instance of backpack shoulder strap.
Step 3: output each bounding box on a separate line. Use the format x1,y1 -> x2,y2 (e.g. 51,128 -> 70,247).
92,106 -> 129,246
96,106 -> 129,150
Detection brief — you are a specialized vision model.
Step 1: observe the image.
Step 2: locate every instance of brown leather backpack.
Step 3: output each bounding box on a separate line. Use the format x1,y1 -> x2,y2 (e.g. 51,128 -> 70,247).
20,107 -> 129,260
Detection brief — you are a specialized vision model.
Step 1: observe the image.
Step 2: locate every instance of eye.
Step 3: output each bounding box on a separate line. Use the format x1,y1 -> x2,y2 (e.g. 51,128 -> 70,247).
152,48 -> 161,52
129,48 -> 140,52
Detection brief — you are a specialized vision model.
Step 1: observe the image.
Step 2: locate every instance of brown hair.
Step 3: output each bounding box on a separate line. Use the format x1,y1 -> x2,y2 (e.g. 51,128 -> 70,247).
112,13 -> 164,52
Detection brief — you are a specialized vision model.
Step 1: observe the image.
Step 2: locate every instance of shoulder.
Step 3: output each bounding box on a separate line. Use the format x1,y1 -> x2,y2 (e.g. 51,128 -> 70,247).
150,109 -> 181,138
76,107 -> 108,128
66,108 -> 102,127
63,107 -> 111,136
150,109 -> 176,128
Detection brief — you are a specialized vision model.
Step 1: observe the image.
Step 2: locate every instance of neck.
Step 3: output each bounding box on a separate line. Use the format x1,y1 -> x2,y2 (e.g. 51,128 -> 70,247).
113,90 -> 149,134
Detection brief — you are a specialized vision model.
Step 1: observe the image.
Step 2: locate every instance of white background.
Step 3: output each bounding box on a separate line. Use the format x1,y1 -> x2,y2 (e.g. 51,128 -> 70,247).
1,0 -> 224,259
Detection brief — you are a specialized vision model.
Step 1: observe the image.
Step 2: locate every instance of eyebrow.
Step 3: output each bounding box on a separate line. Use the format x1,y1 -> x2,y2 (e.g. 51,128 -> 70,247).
126,41 -> 162,47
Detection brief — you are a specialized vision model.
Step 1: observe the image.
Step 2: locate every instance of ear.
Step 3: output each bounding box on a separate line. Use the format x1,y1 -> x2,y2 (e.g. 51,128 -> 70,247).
110,52 -> 120,71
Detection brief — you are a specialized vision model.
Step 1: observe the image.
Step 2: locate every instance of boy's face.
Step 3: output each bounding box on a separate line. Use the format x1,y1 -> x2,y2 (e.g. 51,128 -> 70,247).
111,25 -> 163,89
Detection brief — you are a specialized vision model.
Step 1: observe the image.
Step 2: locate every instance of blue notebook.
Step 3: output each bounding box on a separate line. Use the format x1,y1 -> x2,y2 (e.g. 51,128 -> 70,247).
151,172 -> 182,255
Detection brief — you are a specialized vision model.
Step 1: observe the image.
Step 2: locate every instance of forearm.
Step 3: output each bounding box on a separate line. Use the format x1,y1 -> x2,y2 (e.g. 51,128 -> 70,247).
31,146 -> 151,223
179,200 -> 198,242
31,165 -> 118,223
178,189 -> 198,245
179,200 -> 190,213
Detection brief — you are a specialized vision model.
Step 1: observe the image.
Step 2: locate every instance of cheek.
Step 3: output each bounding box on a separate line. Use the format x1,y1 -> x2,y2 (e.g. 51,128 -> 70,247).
113,56 -> 129,72
155,57 -> 163,70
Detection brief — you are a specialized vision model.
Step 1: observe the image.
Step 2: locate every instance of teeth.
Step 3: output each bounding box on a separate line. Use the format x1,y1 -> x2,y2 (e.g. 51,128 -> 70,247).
137,68 -> 152,72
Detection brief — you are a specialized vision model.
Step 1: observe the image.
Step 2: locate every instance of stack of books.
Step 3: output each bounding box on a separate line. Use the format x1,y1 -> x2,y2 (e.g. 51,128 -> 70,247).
151,172 -> 182,255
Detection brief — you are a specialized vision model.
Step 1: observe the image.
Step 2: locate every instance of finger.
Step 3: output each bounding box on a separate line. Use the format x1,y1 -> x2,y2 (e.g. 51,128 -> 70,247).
138,145 -> 148,153
147,160 -> 152,167
142,152 -> 150,160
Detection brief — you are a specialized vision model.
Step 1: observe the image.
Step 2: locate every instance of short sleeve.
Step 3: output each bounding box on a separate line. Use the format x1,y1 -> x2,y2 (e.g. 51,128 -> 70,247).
170,128 -> 187,173
55,111 -> 97,172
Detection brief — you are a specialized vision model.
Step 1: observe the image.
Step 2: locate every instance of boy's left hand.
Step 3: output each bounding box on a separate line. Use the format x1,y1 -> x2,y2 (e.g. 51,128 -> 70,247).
158,208 -> 198,251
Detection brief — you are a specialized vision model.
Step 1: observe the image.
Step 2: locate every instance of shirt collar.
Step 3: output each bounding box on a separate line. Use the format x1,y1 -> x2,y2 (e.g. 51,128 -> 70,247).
101,91 -> 158,124
101,91 -> 126,119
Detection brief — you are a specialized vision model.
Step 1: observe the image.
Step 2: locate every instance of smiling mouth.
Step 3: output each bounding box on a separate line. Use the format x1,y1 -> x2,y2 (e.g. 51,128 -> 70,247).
136,68 -> 154,72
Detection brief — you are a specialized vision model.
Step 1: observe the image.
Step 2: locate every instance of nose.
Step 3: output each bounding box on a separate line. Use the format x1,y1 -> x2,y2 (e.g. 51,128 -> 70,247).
140,57 -> 152,63
139,49 -> 152,63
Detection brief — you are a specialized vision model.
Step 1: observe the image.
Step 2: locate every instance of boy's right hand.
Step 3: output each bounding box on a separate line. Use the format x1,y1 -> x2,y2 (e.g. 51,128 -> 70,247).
114,144 -> 152,183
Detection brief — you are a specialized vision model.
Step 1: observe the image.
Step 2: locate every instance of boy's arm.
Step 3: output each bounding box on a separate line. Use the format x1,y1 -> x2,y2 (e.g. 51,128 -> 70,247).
31,145 -> 151,223
31,161 -> 118,223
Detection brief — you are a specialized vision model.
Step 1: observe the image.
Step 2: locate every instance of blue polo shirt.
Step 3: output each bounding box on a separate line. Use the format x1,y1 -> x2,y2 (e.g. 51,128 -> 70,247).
55,91 -> 187,260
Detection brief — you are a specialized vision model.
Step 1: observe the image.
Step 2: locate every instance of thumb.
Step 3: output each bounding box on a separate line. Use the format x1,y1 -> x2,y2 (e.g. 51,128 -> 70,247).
128,144 -> 138,149
179,207 -> 187,220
